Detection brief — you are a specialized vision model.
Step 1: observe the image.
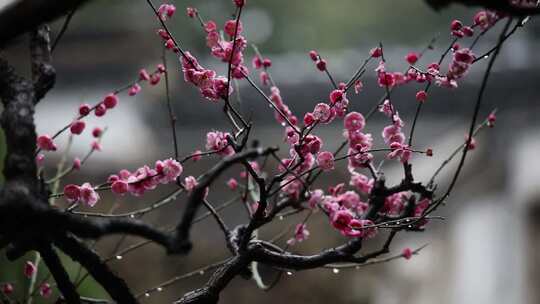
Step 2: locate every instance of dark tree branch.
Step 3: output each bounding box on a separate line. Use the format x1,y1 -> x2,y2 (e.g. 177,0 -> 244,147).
54,234 -> 138,304
0,56 -> 38,184
0,0 -> 90,46
30,25 -> 56,102
174,256 -> 250,304
175,147 -> 278,252
425,0 -> 540,15
39,244 -> 81,304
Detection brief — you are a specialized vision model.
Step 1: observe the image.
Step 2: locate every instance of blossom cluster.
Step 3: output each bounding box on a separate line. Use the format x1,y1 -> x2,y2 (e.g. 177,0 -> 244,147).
107,158 -> 183,197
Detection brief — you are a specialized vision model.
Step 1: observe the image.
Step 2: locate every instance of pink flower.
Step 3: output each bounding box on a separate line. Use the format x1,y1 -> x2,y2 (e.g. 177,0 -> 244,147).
79,103 -> 91,116
451,19 -> 463,31
206,131 -> 234,156
233,0 -> 245,7
70,120 -> 85,135
370,47 -> 382,58
351,219 -> 377,238
184,176 -> 198,192
158,4 -> 176,20
259,71 -> 269,86
103,93 -> 119,109
24,261 -> 36,278
128,83 -> 141,96
157,29 -> 169,40
387,142 -> 412,163
379,99 -> 394,117
37,135 -> 57,151
139,69 -> 150,81
381,192 -> 407,216
378,71 -> 395,88
227,178 -> 238,190
92,127 -> 103,138
80,183 -> 100,207
309,50 -> 318,61
155,158 -> 183,184
329,89 -> 344,104
150,73 -> 161,85
466,135 -> 477,150
94,103 -> 107,117
36,153 -> 45,166
186,7 -> 198,18
224,20 -> 243,37
312,103 -> 333,123
344,112 -> 365,132
487,112 -> 496,127
252,56 -> 263,69
316,59 -> 327,71
317,151 -> 335,171
64,184 -> 81,202
462,26 -> 474,37
415,90 -> 428,102
337,191 -> 361,209
303,112 -> 315,126
331,209 -> 353,231
157,64 -> 166,73
354,80 -> 363,94
415,198 -> 430,217
382,124 -> 405,145
454,48 -> 475,64
287,223 -> 310,245
73,157 -> 81,170
402,247 -> 413,260
39,283 -> 52,298
308,189 -> 324,208
262,58 -> 272,68
111,180 -> 129,195
191,150 -> 202,162
204,21 -> 217,33
2,283 -> 13,295
405,52 -> 419,65
350,173 -> 373,194
91,141 -> 102,151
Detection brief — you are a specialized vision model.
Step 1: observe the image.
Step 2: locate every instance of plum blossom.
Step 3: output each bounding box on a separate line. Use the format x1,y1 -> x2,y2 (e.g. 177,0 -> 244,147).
24,261 -> 36,278
227,178 -> 238,190
39,283 -> 52,298
184,176 -> 198,192
344,112 -> 365,132
387,142 -> 412,163
64,184 -> 81,202
287,223 -> 310,245
350,173 -> 374,194
312,103 -> 333,124
155,158 -> 183,184
37,135 -> 57,151
70,120 -> 86,135
308,189 -> 324,208
402,247 -> 413,260
206,131 -> 235,156
2,283 -> 13,295
380,192 -> 407,216
80,183 -> 100,207
317,151 -> 335,171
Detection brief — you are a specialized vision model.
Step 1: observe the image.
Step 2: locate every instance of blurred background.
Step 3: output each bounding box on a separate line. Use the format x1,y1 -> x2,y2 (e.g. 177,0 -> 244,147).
1,0 -> 540,303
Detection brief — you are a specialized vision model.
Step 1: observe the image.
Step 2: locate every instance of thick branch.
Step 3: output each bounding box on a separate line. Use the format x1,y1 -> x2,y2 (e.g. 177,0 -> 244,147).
39,244 -> 81,304
54,234 -> 138,304
0,56 -> 38,184
0,0 -> 90,45
30,25 -> 55,102
425,0 -> 540,15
